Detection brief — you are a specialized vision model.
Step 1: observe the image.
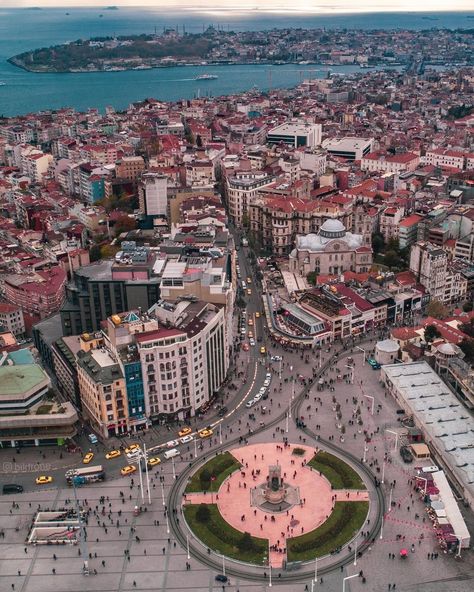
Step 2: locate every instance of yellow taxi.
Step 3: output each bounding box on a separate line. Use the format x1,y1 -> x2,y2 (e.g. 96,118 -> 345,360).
246,277 -> 251,284
178,426 -> 192,437
83,452 -> 94,464
120,465 -> 137,476
255,312 -> 261,318
105,449 -> 121,460
148,457 -> 161,467
125,444 -> 140,455
36,475 -> 53,485
247,288 -> 252,296
248,318 -> 254,326
198,428 -> 213,439
260,346 -> 266,354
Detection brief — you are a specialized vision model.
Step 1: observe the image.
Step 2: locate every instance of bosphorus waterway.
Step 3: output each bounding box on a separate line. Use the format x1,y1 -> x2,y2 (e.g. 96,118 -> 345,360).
0,7 -> 472,117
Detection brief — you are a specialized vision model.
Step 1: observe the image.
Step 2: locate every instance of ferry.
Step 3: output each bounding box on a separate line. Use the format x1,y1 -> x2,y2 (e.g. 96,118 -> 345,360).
0,82 -> 6,86
195,74 -> 218,81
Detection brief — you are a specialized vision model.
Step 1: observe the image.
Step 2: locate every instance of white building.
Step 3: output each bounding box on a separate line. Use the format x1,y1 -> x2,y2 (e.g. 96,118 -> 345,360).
381,361 -> 474,510
139,173 -> 168,217
422,149 -> 466,170
136,300 -> 228,420
267,122 -> 322,148
226,171 -> 274,226
298,149 -> 327,177
361,152 -> 419,174
323,137 -> 374,161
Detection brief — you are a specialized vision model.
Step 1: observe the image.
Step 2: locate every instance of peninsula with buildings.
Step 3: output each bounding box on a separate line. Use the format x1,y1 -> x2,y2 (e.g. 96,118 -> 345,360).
8,26 -> 474,73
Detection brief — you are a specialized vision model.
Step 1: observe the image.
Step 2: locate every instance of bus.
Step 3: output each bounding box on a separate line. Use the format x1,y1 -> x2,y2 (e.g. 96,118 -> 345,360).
66,465 -> 105,486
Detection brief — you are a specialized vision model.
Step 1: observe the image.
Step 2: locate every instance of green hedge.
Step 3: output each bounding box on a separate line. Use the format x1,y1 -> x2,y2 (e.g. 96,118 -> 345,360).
287,501 -> 369,561
185,452 -> 241,493
308,451 -> 365,489
184,503 -> 267,564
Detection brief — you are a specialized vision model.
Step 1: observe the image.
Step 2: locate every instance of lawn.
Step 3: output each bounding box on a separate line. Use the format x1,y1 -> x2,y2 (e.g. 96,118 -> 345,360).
184,503 -> 268,564
287,501 -> 369,562
308,451 -> 365,490
185,451 -> 241,493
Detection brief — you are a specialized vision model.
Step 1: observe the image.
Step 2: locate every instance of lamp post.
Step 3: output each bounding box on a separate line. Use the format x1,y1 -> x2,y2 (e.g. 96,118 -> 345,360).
353,540 -> 357,566
166,511 -> 170,535
388,483 -> 393,511
380,513 -> 384,540
355,346 -> 366,362
172,456 -> 176,480
385,429 -> 399,451
161,481 -> 165,506
314,555 -> 318,583
143,444 -> 151,504
417,476 -> 428,496
455,534 -> 462,558
219,423 -> 222,445
186,534 -> 190,560
285,410 -> 289,433
268,540 -> 272,587
381,460 -> 385,484
222,554 -> 226,576
137,455 -> 145,504
194,438 -> 197,458
343,574 -> 359,592
363,443 -> 368,463
363,394 -> 374,415
279,358 -> 282,380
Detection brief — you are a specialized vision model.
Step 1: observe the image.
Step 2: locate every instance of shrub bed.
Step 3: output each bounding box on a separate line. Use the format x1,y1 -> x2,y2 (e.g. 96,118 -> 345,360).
287,501 -> 369,561
184,503 -> 267,564
185,452 -> 241,493
308,451 -> 365,489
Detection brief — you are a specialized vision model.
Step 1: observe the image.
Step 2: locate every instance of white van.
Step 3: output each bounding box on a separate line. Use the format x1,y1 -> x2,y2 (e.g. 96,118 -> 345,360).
164,448 -> 180,460
421,465 -> 439,474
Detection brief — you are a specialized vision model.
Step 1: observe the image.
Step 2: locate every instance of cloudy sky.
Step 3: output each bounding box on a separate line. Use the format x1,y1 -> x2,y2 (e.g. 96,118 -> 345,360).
3,1 -> 473,12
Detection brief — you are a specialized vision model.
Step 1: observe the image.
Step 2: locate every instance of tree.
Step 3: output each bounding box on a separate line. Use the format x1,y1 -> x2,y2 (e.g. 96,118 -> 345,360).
460,318 -> 474,338
195,504 -> 210,523
371,232 -> 385,255
424,324 -> 441,343
462,301 -> 473,313
114,215 -> 136,236
426,299 -> 449,320
383,250 -> 401,269
199,468 -> 211,490
459,338 -> 474,365
100,244 -> 120,259
237,532 -> 254,552
307,271 -> 317,285
89,244 -> 101,262
196,134 -> 203,148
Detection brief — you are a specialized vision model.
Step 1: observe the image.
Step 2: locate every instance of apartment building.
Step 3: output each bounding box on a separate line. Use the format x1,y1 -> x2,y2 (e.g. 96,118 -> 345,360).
77,347 -> 129,438
361,152 -> 419,174
226,171 -> 274,226
0,303 -> 25,336
267,122 -> 322,148
136,300 -> 228,421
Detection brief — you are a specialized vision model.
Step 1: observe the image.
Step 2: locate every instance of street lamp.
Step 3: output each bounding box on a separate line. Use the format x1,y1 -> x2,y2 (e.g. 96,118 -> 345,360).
161,481 -> 166,506
363,394 -> 374,415
363,444 -> 368,463
343,574 -> 359,592
172,456 -> 176,480
355,345 -> 366,362
314,556 -> 318,583
187,534 -> 190,560
194,438 -> 197,458
381,460 -> 385,484
380,513 -> 384,540
222,553 -> 226,576
268,540 -> 272,587
385,429 -> 399,451
219,423 -> 222,445
353,540 -> 357,566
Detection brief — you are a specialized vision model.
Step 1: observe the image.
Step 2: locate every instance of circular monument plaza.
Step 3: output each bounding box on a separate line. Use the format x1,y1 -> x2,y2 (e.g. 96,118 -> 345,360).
180,442 -> 370,570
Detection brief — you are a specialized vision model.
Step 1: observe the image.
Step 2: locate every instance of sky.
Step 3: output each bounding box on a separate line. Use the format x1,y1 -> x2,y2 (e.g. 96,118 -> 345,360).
3,1 -> 474,12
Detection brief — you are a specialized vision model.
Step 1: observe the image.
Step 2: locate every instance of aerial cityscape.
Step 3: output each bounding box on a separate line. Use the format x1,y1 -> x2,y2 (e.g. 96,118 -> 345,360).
0,3 -> 473,592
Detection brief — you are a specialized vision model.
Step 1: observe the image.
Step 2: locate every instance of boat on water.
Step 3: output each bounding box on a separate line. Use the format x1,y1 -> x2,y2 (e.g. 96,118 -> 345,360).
195,74 -> 218,81
0,82 -> 6,86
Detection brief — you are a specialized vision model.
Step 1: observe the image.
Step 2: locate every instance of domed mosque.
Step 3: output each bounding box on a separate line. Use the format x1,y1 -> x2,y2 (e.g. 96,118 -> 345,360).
289,218 -> 373,277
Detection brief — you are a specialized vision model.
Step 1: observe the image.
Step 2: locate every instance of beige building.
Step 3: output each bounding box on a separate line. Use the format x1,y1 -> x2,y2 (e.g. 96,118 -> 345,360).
77,347 -> 129,438
289,219 -> 372,278
116,156 -> 145,181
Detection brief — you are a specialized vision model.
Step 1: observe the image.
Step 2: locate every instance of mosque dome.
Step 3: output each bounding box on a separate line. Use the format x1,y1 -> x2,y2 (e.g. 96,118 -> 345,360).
319,219 -> 346,239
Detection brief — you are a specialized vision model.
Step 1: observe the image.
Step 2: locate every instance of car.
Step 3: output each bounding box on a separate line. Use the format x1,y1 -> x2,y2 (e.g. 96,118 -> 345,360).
246,399 -> 256,408
254,393 -> 262,402
242,343 -> 249,352
82,452 -> 94,464
259,387 -> 266,394
263,378 -> 271,387
215,574 -> 228,583
248,330 -> 254,339
246,277 -> 251,284
166,439 -> 179,448
180,435 -> 193,444
125,444 -> 140,455
147,457 -> 161,467
260,346 -> 266,354
271,355 -> 282,362
248,318 -> 254,326
105,449 -> 121,460
121,465 -> 137,476
35,475 -> 53,485
367,358 -> 381,370
249,338 -> 255,346
265,372 -> 271,379
240,327 -> 247,335
198,428 -> 213,439
218,406 -> 228,418
255,312 -> 261,318
178,426 -> 192,437
247,289 -> 252,295
241,309 -> 247,316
